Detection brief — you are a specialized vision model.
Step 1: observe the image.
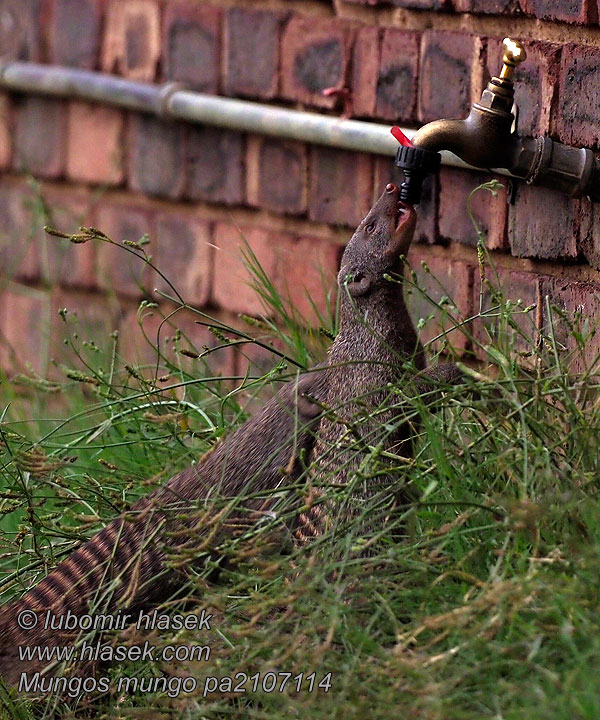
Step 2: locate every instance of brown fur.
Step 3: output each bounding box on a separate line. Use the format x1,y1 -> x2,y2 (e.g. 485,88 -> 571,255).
0,185 -> 462,686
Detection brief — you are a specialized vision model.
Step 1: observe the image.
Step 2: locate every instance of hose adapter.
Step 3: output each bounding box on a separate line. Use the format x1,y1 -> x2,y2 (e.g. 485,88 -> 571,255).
394,144 -> 441,204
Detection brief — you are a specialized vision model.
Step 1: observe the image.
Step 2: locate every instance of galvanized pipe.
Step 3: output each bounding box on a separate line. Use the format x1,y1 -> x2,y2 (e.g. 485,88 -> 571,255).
0,60 -> 486,173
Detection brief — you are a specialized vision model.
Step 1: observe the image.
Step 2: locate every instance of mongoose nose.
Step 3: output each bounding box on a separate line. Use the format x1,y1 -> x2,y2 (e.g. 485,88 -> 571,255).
386,183 -> 397,193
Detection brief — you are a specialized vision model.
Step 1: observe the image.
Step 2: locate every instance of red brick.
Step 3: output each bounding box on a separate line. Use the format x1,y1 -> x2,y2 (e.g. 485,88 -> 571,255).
474,268 -> 539,357
439,167 -> 508,250
186,126 -> 244,206
67,101 -> 124,186
0,94 -> 11,169
0,180 -> 39,281
579,199 -> 600,269
373,156 -> 438,245
556,43 -> 600,148
375,29 -> 420,123
128,115 -> 186,199
118,303 -> 171,368
153,214 -> 212,307
418,31 -> 484,124
213,223 -> 279,317
2,287 -> 50,375
40,187 -> 96,289
246,136 -> 307,215
487,39 -> 560,137
163,2 -> 220,92
224,8 -> 282,99
281,17 -> 354,109
352,26 -> 380,118
102,0 -> 160,81
14,97 -> 66,179
49,289 -> 116,375
277,235 -> 341,325
172,309 -> 238,379
308,147 -> 373,228
539,277 -> 600,374
235,337 -> 280,384
118,304 -> 237,379
48,0 -> 102,69
0,0 -> 41,62
508,184 -> 579,260
406,249 -> 473,354
521,0 -> 594,24
391,0 -> 452,7
453,0 -> 515,10
94,201 -> 153,298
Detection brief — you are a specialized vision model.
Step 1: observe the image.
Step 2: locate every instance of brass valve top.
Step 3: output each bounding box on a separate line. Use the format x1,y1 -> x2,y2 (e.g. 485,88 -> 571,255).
498,38 -> 527,82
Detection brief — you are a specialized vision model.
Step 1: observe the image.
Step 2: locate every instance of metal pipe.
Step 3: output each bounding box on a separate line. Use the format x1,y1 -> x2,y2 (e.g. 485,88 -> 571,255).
0,60 -> 480,172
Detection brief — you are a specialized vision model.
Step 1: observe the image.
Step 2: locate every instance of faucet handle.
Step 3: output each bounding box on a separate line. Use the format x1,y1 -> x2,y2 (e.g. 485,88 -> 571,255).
499,38 -> 527,82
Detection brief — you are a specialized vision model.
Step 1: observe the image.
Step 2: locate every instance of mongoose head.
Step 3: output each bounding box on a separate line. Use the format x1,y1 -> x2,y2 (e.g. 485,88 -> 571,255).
338,183 -> 416,299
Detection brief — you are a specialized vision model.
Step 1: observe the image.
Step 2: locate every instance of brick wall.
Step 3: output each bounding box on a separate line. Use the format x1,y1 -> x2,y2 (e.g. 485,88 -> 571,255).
1,0 -> 600,380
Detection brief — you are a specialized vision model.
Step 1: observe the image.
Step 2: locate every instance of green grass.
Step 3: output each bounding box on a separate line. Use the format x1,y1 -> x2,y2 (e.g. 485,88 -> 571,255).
1,190 -> 600,719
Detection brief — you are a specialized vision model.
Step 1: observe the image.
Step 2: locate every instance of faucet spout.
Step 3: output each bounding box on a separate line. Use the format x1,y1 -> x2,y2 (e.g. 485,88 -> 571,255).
411,111 -> 521,170
396,37 -> 600,203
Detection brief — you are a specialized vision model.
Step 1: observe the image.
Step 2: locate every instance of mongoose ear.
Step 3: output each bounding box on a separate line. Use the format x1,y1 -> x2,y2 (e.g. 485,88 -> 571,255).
345,273 -> 371,297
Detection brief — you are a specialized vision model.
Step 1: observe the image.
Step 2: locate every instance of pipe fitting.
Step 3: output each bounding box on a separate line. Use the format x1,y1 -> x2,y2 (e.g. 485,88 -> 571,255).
407,37 -> 600,202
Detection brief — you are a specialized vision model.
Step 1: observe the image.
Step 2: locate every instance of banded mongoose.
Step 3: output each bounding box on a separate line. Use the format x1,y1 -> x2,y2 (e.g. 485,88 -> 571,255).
295,183 -> 461,542
0,183 -> 461,685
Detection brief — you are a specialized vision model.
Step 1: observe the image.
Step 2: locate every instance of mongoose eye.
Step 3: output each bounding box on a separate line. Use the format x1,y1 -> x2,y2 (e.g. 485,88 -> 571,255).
365,221 -> 376,234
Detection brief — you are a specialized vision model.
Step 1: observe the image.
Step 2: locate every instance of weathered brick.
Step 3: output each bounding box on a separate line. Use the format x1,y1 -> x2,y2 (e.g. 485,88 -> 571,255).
281,17 -> 354,109
375,29 -> 420,123
128,115 -> 186,199
406,249 -> 473,354
224,8 -> 282,99
0,180 -> 39,281
50,289 -> 116,374
391,0 -> 451,7
48,0 -> 102,69
0,94 -> 11,169
40,187 -> 96,289
94,201 -> 153,297
153,214 -> 212,307
352,26 -> 380,118
118,303 -> 237,378
186,126 -> 244,206
213,223 -> 279,317
277,235 -> 341,324
453,0 -> 514,11
67,101 -> 124,185
539,277 -> 600,374
246,136 -> 307,215
0,0 -> 41,62
0,184 -> 93,288
521,0 -> 594,24
508,184 -> 579,260
14,97 -> 66,179
308,147 -> 373,227
163,2 -> 220,92
439,167 -> 508,250
235,336 -> 281,384
556,43 -> 600,148
2,287 -> 49,375
419,31 -> 484,124
474,268 -> 539,357
373,156 -> 438,245
487,39 -> 561,137
579,199 -> 600,269
102,0 -> 160,81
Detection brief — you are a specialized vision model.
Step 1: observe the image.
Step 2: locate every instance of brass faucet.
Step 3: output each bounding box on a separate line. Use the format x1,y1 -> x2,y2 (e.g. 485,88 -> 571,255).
403,38 -> 600,202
